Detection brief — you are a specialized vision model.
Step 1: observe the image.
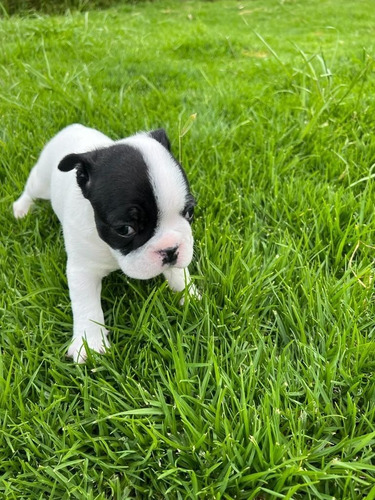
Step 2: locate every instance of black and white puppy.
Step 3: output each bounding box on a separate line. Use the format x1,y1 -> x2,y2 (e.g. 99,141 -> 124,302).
13,124 -> 198,362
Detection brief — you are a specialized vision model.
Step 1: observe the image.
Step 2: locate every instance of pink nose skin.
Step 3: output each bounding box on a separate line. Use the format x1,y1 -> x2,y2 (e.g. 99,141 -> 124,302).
158,246 -> 179,266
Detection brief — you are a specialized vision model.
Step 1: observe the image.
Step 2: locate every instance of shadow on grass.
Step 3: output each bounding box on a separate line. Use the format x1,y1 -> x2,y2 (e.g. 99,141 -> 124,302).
1,0 -> 149,16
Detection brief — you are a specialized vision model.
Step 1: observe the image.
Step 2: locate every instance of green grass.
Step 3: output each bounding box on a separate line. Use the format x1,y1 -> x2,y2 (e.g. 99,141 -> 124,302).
1,0 -> 129,16
1,0 -> 375,497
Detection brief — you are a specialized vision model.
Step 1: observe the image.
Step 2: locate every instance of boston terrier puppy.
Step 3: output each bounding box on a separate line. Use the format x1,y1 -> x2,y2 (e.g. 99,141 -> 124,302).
13,124 -> 198,362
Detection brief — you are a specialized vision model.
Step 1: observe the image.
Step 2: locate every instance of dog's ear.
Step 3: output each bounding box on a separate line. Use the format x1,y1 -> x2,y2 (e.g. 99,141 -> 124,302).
58,153 -> 85,172
148,128 -> 171,151
58,153 -> 91,195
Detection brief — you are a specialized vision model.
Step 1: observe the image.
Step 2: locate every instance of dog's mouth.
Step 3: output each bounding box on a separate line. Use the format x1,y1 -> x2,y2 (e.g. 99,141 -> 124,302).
111,241 -> 193,280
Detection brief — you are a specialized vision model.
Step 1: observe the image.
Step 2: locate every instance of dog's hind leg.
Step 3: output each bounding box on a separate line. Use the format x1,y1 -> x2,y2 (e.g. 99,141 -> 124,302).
13,152 -> 52,219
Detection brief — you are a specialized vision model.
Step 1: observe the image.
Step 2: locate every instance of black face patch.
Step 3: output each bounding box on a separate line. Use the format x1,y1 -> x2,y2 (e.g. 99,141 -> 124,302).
79,144 -> 158,255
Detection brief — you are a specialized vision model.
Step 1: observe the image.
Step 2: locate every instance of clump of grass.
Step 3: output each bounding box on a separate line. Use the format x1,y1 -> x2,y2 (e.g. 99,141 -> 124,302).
1,0 -> 375,497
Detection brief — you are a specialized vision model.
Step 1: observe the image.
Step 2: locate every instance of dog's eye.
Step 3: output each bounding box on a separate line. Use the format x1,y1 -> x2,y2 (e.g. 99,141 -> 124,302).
115,225 -> 136,237
183,206 -> 194,223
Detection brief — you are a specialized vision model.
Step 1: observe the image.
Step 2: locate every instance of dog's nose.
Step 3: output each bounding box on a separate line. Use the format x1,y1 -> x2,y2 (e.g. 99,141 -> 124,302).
159,246 -> 179,265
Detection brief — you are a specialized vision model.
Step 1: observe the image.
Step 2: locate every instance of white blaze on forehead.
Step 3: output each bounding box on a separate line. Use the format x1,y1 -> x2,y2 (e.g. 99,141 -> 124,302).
117,134 -> 188,217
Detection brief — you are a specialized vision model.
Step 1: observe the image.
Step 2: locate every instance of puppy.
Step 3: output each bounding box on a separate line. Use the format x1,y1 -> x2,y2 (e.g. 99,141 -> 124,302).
13,124 -> 198,362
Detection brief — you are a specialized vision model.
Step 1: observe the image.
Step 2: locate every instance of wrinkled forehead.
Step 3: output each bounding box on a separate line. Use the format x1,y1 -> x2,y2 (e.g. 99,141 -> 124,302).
118,134 -> 190,215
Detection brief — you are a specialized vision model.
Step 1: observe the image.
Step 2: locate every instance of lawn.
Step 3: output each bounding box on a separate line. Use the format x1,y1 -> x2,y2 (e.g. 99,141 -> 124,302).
1,0 -> 375,497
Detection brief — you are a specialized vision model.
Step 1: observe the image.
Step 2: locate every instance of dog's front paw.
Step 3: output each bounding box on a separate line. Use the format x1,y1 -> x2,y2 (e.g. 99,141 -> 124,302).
179,283 -> 202,305
68,333 -> 110,363
13,194 -> 33,219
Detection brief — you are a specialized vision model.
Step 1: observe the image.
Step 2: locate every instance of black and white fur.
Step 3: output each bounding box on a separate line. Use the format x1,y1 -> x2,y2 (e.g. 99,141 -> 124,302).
13,124 -> 198,362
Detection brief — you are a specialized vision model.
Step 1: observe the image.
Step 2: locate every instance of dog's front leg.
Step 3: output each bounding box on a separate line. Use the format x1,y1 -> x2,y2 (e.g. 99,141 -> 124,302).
163,267 -> 200,304
66,262 -> 110,363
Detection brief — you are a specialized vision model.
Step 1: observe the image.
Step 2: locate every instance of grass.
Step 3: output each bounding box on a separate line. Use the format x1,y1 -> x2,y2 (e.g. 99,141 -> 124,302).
0,0 -> 129,16
1,0 -> 375,497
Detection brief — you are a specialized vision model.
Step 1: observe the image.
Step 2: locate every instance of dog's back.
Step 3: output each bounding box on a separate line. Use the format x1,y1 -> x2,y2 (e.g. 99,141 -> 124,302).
13,124 -> 111,220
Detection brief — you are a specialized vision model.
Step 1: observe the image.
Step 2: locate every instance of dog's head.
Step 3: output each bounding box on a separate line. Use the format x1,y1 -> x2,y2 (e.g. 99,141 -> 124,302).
58,129 -> 195,279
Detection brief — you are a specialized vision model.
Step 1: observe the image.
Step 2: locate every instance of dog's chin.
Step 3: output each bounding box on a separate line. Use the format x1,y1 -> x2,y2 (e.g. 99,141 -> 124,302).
122,262 -> 188,280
